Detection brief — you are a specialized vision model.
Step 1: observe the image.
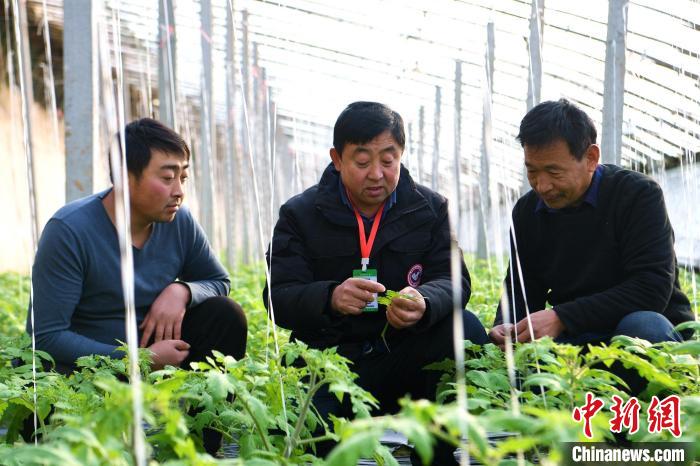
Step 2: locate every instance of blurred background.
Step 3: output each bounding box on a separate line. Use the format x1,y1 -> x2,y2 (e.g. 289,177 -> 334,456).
1,0 -> 698,276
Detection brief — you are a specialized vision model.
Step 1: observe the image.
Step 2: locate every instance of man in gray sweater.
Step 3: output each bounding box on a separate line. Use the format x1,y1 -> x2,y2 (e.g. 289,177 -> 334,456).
27,118 -> 246,454
29,117 -> 247,373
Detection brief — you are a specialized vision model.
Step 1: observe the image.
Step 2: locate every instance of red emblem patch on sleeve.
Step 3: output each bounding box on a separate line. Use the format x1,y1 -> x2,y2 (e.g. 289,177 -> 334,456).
407,264 -> 423,287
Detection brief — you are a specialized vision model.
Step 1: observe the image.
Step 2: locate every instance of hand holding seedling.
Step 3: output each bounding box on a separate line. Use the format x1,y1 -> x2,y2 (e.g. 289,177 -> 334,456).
331,277 -> 386,315
514,308 -> 565,342
385,286 -> 425,329
488,323 -> 513,350
490,309 -> 565,349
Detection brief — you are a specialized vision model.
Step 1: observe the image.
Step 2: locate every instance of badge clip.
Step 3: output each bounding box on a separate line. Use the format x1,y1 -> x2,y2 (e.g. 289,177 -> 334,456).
361,257 -> 369,272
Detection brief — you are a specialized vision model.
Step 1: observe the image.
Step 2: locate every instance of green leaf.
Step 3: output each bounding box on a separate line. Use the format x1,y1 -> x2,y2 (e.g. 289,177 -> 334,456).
466,370 -> 511,392
522,372 -> 569,392
465,397 -> 492,411
325,430 -> 381,466
495,435 -> 540,454
374,444 -> 400,466
674,320 -> 700,335
206,372 -> 231,400
668,340 -> 700,356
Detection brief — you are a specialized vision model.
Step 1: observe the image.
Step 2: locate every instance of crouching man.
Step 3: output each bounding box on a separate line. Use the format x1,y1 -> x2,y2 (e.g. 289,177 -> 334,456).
264,102 -> 488,464
29,118 -> 247,454
491,99 -> 694,393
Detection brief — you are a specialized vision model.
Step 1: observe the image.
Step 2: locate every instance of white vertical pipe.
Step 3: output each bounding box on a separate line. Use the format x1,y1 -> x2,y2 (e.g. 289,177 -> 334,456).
199,0 -> 215,243
601,0 -> 629,166
64,0 -> 99,201
158,0 -> 177,129
417,105 -> 425,185
40,0 -> 59,150
225,0 -> 238,270
12,0 -> 40,444
432,86 -> 441,191
523,0 -> 544,193
454,60 -> 463,240
477,23 -> 495,260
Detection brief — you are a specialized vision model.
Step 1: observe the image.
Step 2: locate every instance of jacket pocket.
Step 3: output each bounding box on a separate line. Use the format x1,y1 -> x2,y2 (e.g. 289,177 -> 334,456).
308,236 -> 358,282
308,235 -> 358,258
385,232 -> 431,253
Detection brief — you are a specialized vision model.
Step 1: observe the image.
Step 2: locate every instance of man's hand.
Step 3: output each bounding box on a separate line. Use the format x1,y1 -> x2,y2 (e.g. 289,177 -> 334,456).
331,278 -> 386,315
148,339 -> 190,370
514,309 -> 565,343
489,323 -> 516,350
139,283 -> 191,347
386,286 -> 426,329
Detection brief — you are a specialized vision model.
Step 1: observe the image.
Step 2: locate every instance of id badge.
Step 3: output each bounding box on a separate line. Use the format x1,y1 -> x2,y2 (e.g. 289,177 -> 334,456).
353,268 -> 378,312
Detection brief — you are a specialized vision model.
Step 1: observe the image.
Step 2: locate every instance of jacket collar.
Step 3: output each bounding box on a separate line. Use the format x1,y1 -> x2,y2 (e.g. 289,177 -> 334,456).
314,163 -> 435,249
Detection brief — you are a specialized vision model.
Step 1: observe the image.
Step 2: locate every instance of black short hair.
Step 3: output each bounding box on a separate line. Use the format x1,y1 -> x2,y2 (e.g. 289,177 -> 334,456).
111,118 -> 189,181
517,99 -> 597,160
333,101 -> 405,155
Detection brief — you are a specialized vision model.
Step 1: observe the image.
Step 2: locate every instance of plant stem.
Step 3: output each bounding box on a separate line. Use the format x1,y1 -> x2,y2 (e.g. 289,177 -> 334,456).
285,373 -> 325,458
296,433 -> 336,446
239,393 -> 273,452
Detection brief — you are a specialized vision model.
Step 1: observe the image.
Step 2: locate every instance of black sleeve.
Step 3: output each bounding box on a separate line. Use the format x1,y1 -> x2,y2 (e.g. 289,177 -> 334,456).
262,204 -> 344,332
413,200 -> 471,331
554,179 -> 677,333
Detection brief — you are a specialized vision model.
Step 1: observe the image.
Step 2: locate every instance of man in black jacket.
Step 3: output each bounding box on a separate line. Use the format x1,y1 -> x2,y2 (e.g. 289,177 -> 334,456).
264,101 -> 487,464
490,99 -> 693,354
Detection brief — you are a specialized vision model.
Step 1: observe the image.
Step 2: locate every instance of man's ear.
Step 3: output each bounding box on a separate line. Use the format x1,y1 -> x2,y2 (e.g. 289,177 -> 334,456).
330,147 -> 342,171
586,144 -> 600,171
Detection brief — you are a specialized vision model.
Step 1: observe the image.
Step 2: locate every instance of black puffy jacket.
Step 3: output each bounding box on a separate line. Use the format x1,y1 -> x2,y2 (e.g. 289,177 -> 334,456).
263,163 -> 470,349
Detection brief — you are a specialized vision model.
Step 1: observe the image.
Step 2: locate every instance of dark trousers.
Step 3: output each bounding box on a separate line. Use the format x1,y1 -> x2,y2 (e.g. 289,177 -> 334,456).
555,311 -> 684,395
313,310 -> 488,465
22,296 -> 247,456
48,296 -> 248,374
180,296 -> 248,364
165,296 -> 247,455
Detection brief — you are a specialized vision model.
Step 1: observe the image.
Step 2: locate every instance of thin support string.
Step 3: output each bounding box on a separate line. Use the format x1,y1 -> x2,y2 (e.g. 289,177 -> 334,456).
508,220 -> 548,409
11,0 -> 39,444
227,0 -> 289,438
99,10 -> 146,464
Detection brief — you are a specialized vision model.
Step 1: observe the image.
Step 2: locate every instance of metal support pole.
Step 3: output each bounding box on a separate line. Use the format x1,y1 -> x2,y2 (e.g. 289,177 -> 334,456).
225,1 -> 238,269
453,60 -> 463,239
40,0 -> 60,149
199,0 -> 215,243
64,0 -> 99,201
432,85 -> 441,191
405,121 -> 413,173
13,0 -> 40,240
418,105 -> 425,185
240,9 -> 252,263
0,14 -> 5,76
526,0 -> 544,111
253,43 -> 260,117
477,22 -> 495,259
601,0 -> 628,166
260,66 -> 270,234
523,0 -> 544,193
252,44 -> 263,203
242,10 -> 251,107
16,0 -> 34,117
158,0 -> 177,129
268,89 -> 281,210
